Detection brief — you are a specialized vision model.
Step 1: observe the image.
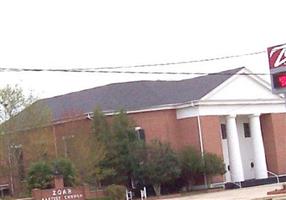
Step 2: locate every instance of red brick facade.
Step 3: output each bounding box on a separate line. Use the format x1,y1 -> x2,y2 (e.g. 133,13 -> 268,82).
200,116 -> 224,183
129,110 -> 179,149
261,113 -> 286,175
2,109 -> 286,195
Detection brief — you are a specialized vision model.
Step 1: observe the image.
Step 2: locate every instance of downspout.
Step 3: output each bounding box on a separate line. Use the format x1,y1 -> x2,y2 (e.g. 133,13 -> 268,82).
197,115 -> 204,157
197,112 -> 208,188
52,125 -> 58,158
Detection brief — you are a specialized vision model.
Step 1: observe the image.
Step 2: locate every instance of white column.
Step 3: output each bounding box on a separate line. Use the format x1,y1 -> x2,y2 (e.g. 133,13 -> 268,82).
249,114 -> 268,179
226,114 -> 244,182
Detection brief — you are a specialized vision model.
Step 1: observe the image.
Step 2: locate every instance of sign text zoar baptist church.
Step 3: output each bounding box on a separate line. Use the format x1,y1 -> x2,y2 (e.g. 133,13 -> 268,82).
267,43 -> 286,94
32,175 -> 105,200
40,188 -> 84,200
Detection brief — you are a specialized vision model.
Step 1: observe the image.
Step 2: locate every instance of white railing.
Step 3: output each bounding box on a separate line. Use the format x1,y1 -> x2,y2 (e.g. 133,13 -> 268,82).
140,187 -> 147,200
210,182 -> 226,189
268,170 -> 280,184
126,190 -> 132,200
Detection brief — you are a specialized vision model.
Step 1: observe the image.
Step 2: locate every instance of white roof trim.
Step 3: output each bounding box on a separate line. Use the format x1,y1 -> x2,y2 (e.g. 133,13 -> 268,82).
194,99 -> 285,106
201,67 -> 283,101
85,98 -> 285,117
51,97 -> 285,125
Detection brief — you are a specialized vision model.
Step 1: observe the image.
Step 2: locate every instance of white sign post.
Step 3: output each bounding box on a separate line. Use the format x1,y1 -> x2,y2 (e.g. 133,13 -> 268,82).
140,187 -> 147,200
126,190 -> 132,200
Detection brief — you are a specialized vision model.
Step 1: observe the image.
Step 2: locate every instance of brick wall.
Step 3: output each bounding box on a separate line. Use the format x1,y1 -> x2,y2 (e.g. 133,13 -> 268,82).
200,116 -> 223,157
261,113 -> 286,174
129,110 -> 180,150
177,117 -> 201,151
200,116 -> 224,183
53,118 -> 92,157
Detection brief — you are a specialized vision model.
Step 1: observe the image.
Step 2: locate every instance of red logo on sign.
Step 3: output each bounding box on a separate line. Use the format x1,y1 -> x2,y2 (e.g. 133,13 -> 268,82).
268,44 -> 286,69
278,75 -> 286,87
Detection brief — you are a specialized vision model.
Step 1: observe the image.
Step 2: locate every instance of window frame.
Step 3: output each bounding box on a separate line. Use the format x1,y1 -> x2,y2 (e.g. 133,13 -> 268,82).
220,124 -> 227,140
243,123 -> 251,138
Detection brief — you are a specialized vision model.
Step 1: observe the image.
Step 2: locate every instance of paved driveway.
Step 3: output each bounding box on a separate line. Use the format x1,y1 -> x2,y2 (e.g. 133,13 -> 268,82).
161,183 -> 286,200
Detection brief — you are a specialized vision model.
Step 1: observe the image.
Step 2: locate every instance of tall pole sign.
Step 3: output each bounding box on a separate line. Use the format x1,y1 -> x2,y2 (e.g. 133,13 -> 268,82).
268,43 -> 286,94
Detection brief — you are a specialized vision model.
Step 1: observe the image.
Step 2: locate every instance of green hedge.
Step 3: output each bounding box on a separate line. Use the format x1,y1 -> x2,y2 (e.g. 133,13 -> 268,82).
87,197 -> 112,200
105,185 -> 126,200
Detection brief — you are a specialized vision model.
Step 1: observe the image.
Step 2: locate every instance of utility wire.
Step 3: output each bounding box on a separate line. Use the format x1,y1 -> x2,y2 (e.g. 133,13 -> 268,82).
0,50 -> 266,71
0,50 -> 268,75
91,50 -> 266,70
0,67 -> 270,76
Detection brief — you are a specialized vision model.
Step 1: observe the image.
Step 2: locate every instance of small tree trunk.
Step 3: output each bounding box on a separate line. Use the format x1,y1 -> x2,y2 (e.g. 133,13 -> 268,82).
186,179 -> 192,192
206,175 -> 212,189
96,180 -> 102,190
153,184 -> 161,196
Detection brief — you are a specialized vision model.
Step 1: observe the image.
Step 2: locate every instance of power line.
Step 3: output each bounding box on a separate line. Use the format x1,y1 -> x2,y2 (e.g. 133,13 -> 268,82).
0,50 -> 266,72
92,50 -> 266,70
0,50 -> 269,75
0,67 -> 270,76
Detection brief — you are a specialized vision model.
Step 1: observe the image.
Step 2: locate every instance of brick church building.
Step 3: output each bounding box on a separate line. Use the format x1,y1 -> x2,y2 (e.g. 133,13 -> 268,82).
1,67 -> 286,194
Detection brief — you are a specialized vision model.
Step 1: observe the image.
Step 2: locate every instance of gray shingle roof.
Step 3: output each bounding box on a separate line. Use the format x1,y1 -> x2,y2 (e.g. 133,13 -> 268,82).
36,67 -> 244,121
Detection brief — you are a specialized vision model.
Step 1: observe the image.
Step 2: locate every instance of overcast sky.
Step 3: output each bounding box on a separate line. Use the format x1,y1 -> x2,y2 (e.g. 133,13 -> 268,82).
0,0 -> 285,98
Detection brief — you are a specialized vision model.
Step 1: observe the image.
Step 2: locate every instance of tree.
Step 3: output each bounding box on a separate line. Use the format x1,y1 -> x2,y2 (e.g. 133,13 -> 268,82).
109,110 -> 143,185
0,133 -> 9,179
90,108 -> 116,186
202,152 -> 226,186
93,109 -> 145,187
0,84 -> 35,122
22,127 -> 55,163
92,107 -> 111,144
0,85 -> 50,166
178,146 -> 204,191
0,94 -> 54,195
26,161 -> 53,191
143,140 -> 181,196
67,133 -> 107,187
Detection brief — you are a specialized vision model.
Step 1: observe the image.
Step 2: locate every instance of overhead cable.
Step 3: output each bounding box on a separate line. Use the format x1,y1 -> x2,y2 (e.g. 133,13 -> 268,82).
0,50 -> 266,71
0,67 -> 270,76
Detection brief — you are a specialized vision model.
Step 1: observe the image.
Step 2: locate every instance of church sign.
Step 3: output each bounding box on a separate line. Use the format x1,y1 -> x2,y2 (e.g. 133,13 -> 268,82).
31,175 -> 103,200
34,187 -> 85,200
267,43 -> 286,94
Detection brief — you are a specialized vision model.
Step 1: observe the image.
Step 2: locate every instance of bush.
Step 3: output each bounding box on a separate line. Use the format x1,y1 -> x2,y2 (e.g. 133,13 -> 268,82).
203,152 -> 226,183
27,158 -> 77,191
178,146 -> 204,191
87,197 -> 112,200
26,161 -> 53,191
143,140 -> 181,196
52,158 -> 76,187
105,184 -> 126,200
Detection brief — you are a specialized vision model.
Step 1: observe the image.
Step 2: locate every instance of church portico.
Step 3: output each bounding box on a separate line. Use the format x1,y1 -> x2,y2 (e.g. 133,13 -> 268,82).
221,114 -> 268,183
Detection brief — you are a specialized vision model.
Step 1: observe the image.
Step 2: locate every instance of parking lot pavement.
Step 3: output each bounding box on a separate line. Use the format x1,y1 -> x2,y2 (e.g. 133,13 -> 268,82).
160,183 -> 286,200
